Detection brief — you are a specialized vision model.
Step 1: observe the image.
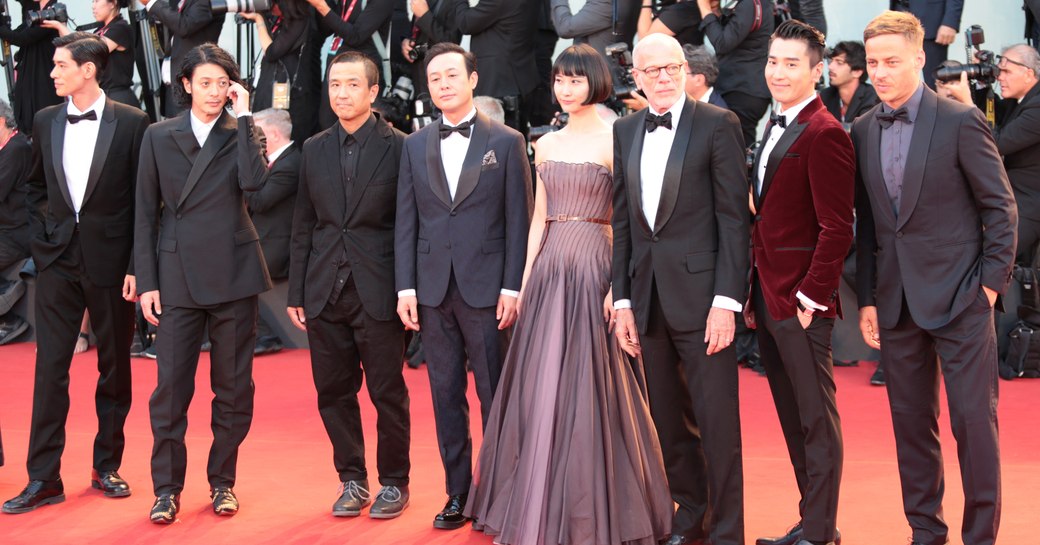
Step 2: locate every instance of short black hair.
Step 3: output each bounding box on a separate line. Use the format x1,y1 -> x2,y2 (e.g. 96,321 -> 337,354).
552,43 -> 612,106
771,19 -> 827,67
828,41 -> 868,83
175,43 -> 241,108
53,32 -> 109,75
424,42 -> 477,77
328,50 -> 380,88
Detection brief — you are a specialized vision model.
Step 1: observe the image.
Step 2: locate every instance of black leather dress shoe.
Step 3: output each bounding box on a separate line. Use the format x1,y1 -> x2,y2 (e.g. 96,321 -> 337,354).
370,485 -> 409,519
758,524 -> 841,545
211,487 -> 238,516
2,479 -> 65,514
795,540 -> 834,545
433,493 -> 468,530
332,480 -> 371,517
91,470 -> 131,498
149,494 -> 180,524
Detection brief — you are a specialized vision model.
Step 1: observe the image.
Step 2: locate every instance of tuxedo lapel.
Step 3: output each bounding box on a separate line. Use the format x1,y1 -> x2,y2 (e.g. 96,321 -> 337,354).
896,88 -> 937,230
50,106 -> 75,212
81,99 -> 117,207
425,122 -> 452,208
759,102 -> 817,206
654,99 -> 694,233
626,110 -> 651,234
344,119 -> 391,220
864,107 -> 897,226
452,111 -> 491,210
172,112 -> 200,162
177,111 -> 235,209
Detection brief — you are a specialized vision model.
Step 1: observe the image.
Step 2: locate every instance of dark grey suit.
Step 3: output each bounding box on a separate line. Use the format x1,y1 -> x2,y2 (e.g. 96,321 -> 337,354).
993,81 -> 1040,262
247,145 -> 300,280
854,85 -> 1015,545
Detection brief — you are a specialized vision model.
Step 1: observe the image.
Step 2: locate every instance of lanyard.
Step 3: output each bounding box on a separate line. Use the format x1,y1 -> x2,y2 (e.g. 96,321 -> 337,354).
330,0 -> 362,52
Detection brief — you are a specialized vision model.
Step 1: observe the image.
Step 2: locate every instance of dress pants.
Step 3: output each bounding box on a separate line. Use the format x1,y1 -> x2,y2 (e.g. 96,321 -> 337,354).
922,39 -> 948,90
418,271 -> 509,496
27,233 -> 133,481
1015,215 -> 1040,264
306,276 -> 409,486
881,293 -> 1001,545
720,90 -> 771,149
753,281 -> 843,543
149,296 -> 257,495
640,280 -> 744,545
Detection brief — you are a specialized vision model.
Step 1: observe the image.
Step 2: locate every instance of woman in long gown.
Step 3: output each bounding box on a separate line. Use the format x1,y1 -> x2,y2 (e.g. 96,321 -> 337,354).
465,44 -> 673,545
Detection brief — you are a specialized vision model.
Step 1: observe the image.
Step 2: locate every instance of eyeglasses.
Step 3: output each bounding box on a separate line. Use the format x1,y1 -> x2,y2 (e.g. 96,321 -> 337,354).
997,55 -> 1029,71
635,63 -> 684,79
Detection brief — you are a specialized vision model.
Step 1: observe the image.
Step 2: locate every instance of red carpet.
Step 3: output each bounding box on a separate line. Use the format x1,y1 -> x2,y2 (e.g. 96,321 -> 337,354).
0,343 -> 1036,544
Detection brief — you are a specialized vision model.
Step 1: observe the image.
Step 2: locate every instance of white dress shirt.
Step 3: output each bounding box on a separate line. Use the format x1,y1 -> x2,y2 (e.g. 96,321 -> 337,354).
756,92 -> 827,312
698,87 -> 716,104
614,95 -> 741,313
63,92 -> 107,222
189,111 -> 219,148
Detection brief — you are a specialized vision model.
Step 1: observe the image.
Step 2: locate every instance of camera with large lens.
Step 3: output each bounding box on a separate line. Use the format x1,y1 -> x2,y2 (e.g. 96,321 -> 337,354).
378,75 -> 414,129
529,112 -> 569,142
210,0 -> 271,15
934,25 -> 1001,85
604,42 -> 639,99
408,41 -> 429,63
28,2 -> 68,25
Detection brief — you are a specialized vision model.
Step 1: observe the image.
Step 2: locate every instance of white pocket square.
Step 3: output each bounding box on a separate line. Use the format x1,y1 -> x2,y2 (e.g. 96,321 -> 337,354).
482,150 -> 498,167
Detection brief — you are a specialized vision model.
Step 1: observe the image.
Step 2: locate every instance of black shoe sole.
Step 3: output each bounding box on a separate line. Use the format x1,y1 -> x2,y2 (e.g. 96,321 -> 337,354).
433,517 -> 469,530
1,494 -> 65,514
91,480 -> 132,498
332,509 -> 363,517
214,507 -> 238,516
369,500 -> 409,519
150,513 -> 177,524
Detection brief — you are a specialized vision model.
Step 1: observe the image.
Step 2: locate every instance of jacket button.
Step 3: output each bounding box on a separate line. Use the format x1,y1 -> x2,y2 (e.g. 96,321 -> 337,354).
754,214 -> 761,222
450,211 -> 457,216
652,236 -> 659,242
176,214 -> 182,219
896,232 -> 903,238
342,228 -> 347,233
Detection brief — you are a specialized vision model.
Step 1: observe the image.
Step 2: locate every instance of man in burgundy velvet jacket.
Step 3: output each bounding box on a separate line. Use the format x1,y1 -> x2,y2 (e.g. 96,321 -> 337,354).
748,20 -> 855,545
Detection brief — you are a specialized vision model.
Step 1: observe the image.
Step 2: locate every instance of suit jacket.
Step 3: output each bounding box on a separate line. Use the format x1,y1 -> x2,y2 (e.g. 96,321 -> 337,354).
707,90 -> 730,110
853,86 -> 1016,330
135,110 -> 272,307
0,131 -> 32,241
549,0 -> 640,57
993,81 -> 1040,221
820,83 -> 880,124
148,0 -> 225,109
247,145 -> 301,280
612,98 -> 750,333
700,0 -> 774,100
453,0 -> 539,98
25,99 -> 149,288
891,0 -> 963,38
750,96 -> 855,321
395,111 -> 533,309
289,114 -> 405,320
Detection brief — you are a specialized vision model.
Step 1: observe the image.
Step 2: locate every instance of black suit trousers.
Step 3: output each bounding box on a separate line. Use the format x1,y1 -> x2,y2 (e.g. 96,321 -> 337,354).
149,296 -> 257,495
922,40 -> 948,90
880,294 -> 1001,545
720,90 -> 771,148
1015,215 -> 1040,264
306,276 -> 410,486
640,280 -> 744,545
28,234 -> 133,481
753,281 -> 843,542
418,271 -> 509,496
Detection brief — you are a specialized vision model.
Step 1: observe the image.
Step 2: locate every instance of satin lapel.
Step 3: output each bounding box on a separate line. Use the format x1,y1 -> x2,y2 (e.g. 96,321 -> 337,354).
81,99 -> 117,207
625,111 -> 651,235
176,112 -> 235,209
172,112 -> 200,162
322,132 -> 347,222
865,108 -> 897,226
759,115 -> 810,206
425,122 -> 452,208
451,111 -> 491,210
895,88 -> 937,231
653,99 -> 694,233
345,122 -> 391,220
50,106 -> 75,212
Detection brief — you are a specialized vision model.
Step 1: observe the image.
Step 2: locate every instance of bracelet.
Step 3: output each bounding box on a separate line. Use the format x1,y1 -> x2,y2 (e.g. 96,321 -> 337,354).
78,332 -> 90,341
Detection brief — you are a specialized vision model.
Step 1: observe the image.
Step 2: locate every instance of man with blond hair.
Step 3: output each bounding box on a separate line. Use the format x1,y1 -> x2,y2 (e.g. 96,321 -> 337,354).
853,11 -> 1016,545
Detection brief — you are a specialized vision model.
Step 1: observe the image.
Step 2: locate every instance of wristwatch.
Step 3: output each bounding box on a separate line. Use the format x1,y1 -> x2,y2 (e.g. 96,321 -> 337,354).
796,300 -> 816,316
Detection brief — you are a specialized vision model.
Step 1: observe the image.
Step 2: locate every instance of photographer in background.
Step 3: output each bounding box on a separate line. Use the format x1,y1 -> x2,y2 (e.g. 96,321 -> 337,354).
891,0 -> 962,89
238,0 -> 319,143
552,0 -> 640,57
0,99 -> 31,346
637,0 -> 705,47
821,41 -> 879,125
400,0 -> 460,98
42,0 -> 140,108
0,0 -> 62,135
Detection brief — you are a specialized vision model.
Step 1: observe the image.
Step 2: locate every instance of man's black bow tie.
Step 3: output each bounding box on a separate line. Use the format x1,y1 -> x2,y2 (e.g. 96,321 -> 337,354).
645,111 -> 672,133
769,112 -> 787,129
440,119 -> 473,139
67,110 -> 98,125
876,107 -> 911,129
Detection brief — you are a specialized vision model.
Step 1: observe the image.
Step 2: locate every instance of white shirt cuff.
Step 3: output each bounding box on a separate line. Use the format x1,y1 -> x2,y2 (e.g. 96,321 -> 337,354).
613,299 -> 632,310
796,291 -> 827,311
397,289 -> 416,298
236,111 -> 252,118
712,295 -> 743,312
500,289 -> 519,298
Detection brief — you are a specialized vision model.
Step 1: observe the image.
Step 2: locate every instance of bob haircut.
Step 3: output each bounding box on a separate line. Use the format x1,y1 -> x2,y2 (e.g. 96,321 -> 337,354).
551,43 -> 612,106
175,43 -> 242,108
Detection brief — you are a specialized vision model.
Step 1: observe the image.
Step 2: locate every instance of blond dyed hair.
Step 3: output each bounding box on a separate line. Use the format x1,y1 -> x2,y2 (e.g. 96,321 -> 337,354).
863,10 -> 925,48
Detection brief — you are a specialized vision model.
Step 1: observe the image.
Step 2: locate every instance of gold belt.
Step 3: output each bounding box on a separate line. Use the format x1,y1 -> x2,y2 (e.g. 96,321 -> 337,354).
545,214 -> 609,225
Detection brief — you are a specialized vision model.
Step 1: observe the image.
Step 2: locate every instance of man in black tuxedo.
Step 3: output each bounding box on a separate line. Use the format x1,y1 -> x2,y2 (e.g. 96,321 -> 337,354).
2,33 -> 148,514
139,0 -> 225,117
0,99 -> 32,344
288,51 -> 411,520
821,41 -> 880,126
135,44 -> 270,524
855,12 -> 1016,545
611,33 -> 749,545
249,108 -> 300,355
890,0 -> 961,89
395,42 -> 532,530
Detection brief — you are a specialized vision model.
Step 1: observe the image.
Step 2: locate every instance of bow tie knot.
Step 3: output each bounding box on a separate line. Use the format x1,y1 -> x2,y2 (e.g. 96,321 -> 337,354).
440,119 -> 473,139
67,110 -> 98,125
645,111 -> 672,133
769,112 -> 787,129
876,107 -> 911,129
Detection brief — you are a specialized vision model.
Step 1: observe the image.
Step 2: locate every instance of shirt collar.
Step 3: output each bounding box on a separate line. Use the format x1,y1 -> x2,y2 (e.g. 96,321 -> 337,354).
67,91 -> 106,118
698,87 -> 714,104
268,141 -> 294,163
648,95 -> 685,127
338,112 -> 378,146
882,82 -> 925,123
442,108 -> 477,128
775,92 -> 817,124
190,111 -> 220,135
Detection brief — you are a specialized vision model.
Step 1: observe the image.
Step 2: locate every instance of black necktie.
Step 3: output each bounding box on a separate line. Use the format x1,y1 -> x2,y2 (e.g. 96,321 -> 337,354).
876,107 -> 910,129
67,110 -> 97,125
440,119 -> 473,139
645,111 -> 672,133
769,112 -> 787,129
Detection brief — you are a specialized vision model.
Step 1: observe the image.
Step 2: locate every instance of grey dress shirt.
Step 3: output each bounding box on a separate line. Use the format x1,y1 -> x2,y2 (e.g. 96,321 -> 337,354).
879,83 -> 926,214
